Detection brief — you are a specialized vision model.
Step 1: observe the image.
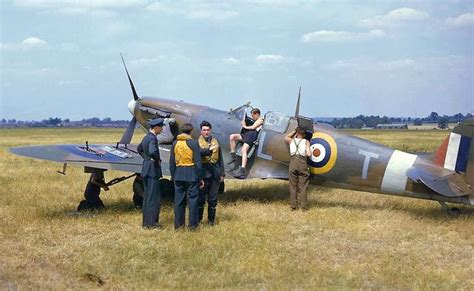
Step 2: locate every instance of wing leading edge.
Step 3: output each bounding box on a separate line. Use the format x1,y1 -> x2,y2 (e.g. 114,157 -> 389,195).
10,144 -> 171,176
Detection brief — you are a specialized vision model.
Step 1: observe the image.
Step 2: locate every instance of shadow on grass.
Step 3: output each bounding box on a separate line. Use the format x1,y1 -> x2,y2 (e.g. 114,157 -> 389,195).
219,183 -> 289,204
310,197 -> 474,219
41,184 -> 474,221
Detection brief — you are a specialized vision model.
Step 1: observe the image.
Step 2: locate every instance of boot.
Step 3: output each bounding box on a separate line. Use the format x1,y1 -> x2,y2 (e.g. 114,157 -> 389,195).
232,166 -> 246,179
225,152 -> 238,171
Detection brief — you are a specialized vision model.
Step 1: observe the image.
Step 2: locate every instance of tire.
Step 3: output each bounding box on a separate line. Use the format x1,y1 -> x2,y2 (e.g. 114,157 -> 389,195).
160,178 -> 175,200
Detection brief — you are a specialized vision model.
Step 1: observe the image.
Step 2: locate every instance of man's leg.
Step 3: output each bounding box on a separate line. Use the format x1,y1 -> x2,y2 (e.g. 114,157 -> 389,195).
174,181 -> 186,229
289,168 -> 299,210
207,178 -> 220,224
241,143 -> 250,168
187,181 -> 200,230
299,166 -> 310,210
198,179 -> 211,223
143,177 -> 161,227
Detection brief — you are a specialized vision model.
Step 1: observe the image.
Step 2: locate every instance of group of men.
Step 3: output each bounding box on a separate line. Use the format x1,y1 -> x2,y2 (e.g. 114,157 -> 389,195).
138,118 -> 224,230
79,107 -> 312,225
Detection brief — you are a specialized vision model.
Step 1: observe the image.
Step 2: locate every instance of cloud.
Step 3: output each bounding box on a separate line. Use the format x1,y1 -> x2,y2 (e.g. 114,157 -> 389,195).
14,0 -> 147,17
146,2 -> 238,21
256,54 -> 286,64
446,13 -> 474,27
360,7 -> 429,27
246,0 -> 319,6
1,37 -> 49,50
223,57 -> 240,64
22,37 -> 48,47
302,29 -> 385,43
14,0 -> 147,9
187,9 -> 238,20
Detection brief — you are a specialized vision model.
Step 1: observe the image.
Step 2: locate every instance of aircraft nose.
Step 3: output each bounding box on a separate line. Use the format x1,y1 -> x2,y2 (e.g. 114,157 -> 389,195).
128,99 -> 137,115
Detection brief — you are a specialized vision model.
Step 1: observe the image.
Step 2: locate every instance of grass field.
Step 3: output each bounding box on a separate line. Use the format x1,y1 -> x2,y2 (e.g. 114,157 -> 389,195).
1,128 -> 473,289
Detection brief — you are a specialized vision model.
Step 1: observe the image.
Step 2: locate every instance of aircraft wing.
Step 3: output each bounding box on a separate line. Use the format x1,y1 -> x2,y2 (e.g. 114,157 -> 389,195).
10,144 -> 171,176
406,164 -> 472,197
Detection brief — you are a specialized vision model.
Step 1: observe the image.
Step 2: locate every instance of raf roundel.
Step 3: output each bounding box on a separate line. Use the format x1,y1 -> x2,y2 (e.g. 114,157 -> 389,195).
308,132 -> 338,174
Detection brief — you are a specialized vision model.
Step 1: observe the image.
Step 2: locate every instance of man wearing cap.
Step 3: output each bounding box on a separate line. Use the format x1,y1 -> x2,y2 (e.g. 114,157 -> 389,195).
169,123 -> 204,230
137,118 -> 164,228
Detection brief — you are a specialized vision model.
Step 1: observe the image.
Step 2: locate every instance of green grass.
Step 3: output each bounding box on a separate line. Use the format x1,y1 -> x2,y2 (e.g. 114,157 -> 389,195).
1,128 -> 473,289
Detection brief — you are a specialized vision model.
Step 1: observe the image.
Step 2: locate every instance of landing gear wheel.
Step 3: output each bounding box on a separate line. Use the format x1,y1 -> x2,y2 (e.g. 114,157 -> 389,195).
448,207 -> 461,217
160,178 -> 174,200
218,181 -> 225,194
132,175 -> 144,209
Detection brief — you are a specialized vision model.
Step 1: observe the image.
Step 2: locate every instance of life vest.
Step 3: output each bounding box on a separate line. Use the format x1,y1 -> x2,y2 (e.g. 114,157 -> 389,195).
174,134 -> 194,166
198,135 -> 220,164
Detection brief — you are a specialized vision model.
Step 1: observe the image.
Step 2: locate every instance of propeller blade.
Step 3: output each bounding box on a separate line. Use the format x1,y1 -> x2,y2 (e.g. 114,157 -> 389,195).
120,53 -> 139,101
295,86 -> 301,116
119,117 -> 137,145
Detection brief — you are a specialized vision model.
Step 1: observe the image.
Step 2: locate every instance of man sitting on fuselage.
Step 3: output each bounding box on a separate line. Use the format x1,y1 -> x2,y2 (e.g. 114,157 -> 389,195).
228,108 -> 264,179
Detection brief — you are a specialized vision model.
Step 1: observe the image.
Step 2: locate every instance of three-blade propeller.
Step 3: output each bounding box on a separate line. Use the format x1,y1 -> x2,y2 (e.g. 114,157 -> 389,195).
119,54 -> 139,145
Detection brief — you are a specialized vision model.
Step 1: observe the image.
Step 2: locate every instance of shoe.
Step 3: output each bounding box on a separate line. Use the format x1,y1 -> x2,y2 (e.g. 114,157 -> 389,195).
232,166 -> 246,179
225,153 -> 239,171
143,224 -> 162,230
208,220 -> 215,226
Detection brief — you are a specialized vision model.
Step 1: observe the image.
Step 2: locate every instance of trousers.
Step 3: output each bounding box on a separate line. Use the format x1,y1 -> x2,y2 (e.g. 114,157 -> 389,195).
143,177 -> 161,227
174,180 -> 200,229
289,155 -> 310,209
198,177 -> 219,223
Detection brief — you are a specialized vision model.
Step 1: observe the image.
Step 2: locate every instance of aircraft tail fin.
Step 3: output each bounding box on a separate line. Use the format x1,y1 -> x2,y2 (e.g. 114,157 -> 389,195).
431,118 -> 474,187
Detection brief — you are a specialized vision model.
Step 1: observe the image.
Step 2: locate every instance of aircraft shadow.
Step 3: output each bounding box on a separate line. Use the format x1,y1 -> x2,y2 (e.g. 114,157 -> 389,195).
43,185 -> 473,220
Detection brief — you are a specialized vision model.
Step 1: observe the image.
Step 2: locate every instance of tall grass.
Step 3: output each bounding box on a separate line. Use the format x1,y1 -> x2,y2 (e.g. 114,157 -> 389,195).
1,128 -> 472,289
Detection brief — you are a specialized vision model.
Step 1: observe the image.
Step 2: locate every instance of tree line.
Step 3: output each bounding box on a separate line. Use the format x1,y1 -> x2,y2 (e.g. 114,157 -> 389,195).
329,112 -> 472,129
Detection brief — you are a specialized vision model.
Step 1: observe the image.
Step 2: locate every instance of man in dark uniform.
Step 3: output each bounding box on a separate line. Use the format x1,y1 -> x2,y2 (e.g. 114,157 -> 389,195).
170,123 -> 204,230
77,168 -> 108,211
137,118 -> 164,229
197,121 -> 224,225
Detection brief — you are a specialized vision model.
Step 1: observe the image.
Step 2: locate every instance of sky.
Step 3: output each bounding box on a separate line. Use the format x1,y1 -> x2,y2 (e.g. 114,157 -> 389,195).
1,0 -> 473,120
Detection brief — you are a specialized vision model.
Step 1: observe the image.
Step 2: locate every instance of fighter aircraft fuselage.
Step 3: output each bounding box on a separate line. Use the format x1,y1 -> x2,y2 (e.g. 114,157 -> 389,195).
130,96 -> 474,207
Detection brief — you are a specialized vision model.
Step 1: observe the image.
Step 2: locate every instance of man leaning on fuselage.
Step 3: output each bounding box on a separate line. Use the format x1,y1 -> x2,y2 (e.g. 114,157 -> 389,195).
137,118 -> 164,229
170,123 -> 204,230
198,120 -> 225,225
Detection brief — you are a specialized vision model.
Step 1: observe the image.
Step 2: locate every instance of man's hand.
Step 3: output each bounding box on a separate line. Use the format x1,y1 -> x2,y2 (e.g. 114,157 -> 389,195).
209,144 -> 218,151
199,180 -> 205,189
240,120 -> 246,127
220,176 -> 225,183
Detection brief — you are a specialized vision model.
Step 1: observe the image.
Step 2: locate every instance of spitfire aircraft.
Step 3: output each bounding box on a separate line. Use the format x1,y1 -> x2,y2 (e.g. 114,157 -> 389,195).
10,57 -> 474,214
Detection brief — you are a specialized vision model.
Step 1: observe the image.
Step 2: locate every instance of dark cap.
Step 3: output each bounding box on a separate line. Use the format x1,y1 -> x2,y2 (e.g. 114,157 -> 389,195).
149,118 -> 164,127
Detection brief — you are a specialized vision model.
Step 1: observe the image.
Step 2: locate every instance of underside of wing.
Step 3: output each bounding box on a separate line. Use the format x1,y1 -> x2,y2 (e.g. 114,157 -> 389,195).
10,144 -> 171,176
406,164 -> 472,197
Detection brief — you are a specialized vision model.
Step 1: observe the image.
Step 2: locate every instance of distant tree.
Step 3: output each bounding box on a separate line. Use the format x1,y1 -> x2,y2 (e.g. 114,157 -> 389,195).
429,112 -> 439,122
1,118 -> 6,123
48,117 -> 62,126
438,117 -> 449,129
453,113 -> 464,123
414,118 -> 422,126
63,118 -> 70,123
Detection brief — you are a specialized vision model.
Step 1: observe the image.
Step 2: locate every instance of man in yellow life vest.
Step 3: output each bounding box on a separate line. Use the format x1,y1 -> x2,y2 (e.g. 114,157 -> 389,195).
169,123 -> 204,230
198,121 -> 225,225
